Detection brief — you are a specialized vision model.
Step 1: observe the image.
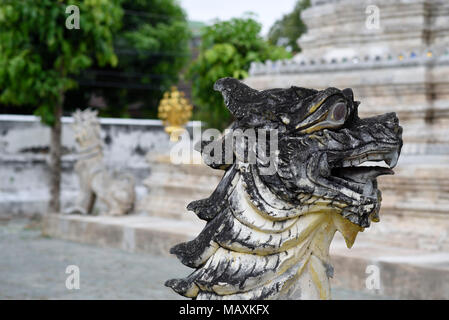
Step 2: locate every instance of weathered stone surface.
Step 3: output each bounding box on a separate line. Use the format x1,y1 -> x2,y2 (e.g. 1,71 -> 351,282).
166,78 -> 402,300
65,109 -> 135,216
0,115 -> 177,217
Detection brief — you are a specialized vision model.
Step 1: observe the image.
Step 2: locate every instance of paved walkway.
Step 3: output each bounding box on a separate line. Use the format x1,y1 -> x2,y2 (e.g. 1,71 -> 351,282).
0,219 -> 385,300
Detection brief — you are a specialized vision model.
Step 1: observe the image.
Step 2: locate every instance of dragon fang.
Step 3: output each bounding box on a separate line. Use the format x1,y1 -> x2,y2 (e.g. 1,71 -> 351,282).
166,78 -> 403,300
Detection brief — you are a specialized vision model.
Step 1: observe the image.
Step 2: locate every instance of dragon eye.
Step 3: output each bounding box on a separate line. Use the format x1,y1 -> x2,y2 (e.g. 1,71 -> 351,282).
332,103 -> 347,121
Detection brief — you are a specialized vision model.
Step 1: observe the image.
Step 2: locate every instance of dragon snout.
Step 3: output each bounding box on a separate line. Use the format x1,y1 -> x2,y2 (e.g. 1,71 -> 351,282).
357,112 -> 403,146
383,112 -> 402,137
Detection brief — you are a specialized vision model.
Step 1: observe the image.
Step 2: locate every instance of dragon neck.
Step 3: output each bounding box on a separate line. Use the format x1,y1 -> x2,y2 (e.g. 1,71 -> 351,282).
239,166 -> 364,300
166,166 -> 363,300
277,212 -> 346,300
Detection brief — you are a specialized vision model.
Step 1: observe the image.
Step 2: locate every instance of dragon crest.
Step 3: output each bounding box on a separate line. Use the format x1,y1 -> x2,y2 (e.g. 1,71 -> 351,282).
166,78 -> 402,299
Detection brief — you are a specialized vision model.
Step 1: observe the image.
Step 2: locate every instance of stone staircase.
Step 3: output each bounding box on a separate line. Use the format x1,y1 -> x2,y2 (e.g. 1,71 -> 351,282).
137,155 -> 221,222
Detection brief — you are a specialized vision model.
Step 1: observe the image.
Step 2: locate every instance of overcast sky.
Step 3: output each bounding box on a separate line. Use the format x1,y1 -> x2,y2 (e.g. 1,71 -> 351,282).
179,0 -> 298,36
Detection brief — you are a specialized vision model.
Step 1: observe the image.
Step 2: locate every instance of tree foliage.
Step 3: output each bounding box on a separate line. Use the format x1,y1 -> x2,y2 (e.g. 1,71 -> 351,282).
188,16 -> 292,130
267,0 -> 310,53
0,0 -> 122,212
67,0 -> 191,118
0,0 -> 122,125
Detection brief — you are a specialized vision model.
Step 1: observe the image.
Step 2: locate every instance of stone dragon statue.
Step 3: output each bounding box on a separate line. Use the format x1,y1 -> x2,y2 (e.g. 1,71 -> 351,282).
65,109 -> 135,216
166,78 -> 402,300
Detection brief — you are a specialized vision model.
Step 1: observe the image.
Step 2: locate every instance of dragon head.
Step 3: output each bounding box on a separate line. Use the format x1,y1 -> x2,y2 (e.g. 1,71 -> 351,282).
213,78 -> 403,228
166,78 -> 403,300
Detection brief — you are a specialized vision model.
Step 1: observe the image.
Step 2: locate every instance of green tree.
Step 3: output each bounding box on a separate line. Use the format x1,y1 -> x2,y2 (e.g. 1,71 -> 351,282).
65,0 -> 191,119
267,0 -> 310,53
0,0 -> 122,212
188,16 -> 291,130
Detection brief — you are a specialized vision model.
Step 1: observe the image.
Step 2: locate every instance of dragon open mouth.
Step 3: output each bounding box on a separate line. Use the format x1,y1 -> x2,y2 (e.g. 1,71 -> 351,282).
331,148 -> 399,197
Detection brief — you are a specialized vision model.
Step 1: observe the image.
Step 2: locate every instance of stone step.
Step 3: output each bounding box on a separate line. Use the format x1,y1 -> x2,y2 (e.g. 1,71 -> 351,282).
42,214 -> 449,299
42,214 -> 205,256
138,192 -> 205,221
143,179 -> 214,200
145,203 -> 198,221
147,156 -> 224,178
330,233 -> 449,299
356,211 -> 449,252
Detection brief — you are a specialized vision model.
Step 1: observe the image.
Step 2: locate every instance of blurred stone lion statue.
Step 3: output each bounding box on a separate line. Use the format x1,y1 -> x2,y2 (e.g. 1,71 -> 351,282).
65,108 -> 135,216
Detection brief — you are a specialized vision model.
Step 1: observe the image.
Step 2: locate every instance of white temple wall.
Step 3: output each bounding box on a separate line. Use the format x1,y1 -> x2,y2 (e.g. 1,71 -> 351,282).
0,115 -> 198,217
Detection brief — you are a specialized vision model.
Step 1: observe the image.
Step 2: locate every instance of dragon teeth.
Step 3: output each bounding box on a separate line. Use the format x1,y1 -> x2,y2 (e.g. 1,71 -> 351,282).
385,150 -> 399,168
356,160 -> 389,168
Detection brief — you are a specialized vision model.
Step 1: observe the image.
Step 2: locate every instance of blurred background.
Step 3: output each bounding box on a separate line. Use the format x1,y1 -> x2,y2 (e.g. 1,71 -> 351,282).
0,0 -> 448,300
